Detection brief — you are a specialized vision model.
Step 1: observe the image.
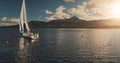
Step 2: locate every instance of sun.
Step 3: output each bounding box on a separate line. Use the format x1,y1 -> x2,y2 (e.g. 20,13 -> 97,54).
110,3 -> 120,18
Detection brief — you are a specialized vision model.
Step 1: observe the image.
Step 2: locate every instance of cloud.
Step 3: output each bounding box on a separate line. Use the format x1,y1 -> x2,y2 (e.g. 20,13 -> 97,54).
64,0 -> 75,3
68,4 -> 88,17
45,6 -> 70,21
1,17 -> 19,23
45,0 -> 120,21
45,16 -> 55,21
67,0 -> 120,20
45,10 -> 53,14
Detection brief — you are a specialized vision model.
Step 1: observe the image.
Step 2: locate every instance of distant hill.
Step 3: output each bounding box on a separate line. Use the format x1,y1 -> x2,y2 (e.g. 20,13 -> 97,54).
1,16 -> 120,28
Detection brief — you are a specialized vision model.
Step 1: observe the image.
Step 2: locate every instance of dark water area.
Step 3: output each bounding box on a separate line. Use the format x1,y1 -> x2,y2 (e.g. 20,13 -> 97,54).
0,28 -> 120,63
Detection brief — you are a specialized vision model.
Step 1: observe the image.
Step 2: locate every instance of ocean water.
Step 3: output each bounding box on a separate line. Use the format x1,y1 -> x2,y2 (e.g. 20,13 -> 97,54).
0,28 -> 120,63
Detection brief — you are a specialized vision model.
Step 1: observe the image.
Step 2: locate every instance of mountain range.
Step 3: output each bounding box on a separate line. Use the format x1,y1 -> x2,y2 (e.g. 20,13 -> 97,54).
1,16 -> 120,28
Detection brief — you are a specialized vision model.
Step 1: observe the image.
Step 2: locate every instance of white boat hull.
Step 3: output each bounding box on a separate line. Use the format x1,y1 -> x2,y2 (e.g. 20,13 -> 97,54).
23,32 -> 39,40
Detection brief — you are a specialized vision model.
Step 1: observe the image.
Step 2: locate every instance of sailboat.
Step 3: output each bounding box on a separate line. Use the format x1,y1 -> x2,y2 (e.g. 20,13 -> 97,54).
19,0 -> 39,40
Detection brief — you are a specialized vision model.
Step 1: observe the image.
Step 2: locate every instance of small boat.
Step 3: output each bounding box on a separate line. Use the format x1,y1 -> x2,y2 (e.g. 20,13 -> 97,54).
19,0 -> 39,40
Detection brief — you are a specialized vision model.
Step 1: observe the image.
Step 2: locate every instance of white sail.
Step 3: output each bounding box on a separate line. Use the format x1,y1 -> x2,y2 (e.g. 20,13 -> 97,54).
22,0 -> 30,32
19,0 -> 39,39
20,0 -> 30,33
20,1 -> 24,33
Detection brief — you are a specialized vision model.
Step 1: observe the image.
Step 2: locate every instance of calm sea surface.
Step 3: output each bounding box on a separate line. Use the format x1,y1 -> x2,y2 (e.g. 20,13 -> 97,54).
0,28 -> 120,63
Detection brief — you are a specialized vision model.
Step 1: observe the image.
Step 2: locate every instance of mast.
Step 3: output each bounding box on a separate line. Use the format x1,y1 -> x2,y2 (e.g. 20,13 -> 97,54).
20,0 -> 30,33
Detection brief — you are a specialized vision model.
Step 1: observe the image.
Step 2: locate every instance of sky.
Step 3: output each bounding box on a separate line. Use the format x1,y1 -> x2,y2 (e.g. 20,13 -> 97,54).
0,0 -> 120,24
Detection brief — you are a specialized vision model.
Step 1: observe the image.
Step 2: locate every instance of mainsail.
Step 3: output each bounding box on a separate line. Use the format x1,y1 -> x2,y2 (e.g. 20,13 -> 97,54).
19,0 -> 30,33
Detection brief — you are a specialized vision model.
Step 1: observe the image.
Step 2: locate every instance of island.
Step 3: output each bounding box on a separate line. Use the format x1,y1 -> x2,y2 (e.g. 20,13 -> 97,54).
1,16 -> 120,28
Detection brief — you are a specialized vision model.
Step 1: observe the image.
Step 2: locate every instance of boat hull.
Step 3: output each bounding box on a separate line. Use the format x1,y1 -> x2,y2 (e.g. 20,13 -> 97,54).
23,36 -> 32,40
22,32 -> 39,40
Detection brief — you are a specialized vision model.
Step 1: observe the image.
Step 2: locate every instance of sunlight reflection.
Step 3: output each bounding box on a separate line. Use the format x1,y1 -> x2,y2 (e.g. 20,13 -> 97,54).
56,29 -> 65,43
17,37 -> 31,63
16,37 -> 38,63
75,29 -> 120,62
89,30 -> 112,62
88,29 -> 120,62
